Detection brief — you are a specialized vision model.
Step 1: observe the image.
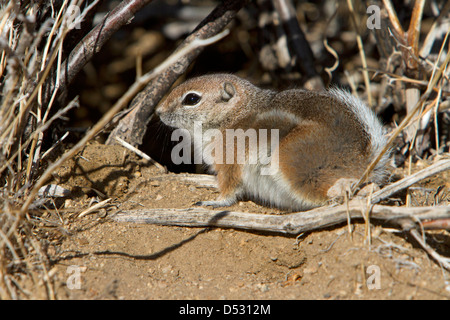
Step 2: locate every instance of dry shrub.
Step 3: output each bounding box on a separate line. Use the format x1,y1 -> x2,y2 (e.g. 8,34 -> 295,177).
0,0 -> 98,300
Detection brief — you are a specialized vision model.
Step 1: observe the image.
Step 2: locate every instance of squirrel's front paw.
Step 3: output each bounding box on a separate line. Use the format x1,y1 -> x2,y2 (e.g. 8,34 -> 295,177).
194,197 -> 236,208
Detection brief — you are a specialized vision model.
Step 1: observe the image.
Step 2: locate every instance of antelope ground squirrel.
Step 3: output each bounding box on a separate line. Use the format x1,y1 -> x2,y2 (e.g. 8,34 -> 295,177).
156,74 -> 390,211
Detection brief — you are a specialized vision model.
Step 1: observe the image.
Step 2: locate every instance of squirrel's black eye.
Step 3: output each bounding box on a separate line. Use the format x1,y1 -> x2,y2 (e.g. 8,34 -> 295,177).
182,93 -> 201,106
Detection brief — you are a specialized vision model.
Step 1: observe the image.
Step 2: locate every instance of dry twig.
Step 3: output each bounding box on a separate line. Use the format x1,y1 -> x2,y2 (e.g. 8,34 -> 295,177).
114,136 -> 166,173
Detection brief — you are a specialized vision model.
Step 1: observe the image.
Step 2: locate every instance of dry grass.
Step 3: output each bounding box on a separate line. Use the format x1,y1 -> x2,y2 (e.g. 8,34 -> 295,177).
0,0 -> 98,300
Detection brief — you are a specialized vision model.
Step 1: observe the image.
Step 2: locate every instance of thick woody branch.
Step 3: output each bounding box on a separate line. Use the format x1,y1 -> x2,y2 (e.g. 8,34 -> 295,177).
56,0 -> 155,99
113,203 -> 450,235
114,196 -> 450,270
115,162 -> 450,235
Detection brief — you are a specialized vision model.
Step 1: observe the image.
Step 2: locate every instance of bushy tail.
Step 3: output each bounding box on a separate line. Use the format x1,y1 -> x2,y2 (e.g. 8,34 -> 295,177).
328,88 -> 391,184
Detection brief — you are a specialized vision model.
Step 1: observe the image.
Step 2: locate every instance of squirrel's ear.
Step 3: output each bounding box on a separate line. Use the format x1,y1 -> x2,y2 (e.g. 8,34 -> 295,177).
221,82 -> 235,102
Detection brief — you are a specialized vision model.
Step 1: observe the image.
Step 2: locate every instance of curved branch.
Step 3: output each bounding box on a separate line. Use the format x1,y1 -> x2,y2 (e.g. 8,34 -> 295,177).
56,0 -> 154,98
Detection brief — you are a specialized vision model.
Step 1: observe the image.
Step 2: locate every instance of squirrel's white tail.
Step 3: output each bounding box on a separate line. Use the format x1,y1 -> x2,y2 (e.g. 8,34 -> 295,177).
328,88 -> 391,184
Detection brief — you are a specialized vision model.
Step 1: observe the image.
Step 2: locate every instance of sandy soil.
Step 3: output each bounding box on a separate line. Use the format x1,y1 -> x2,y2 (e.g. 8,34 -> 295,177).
40,143 -> 450,300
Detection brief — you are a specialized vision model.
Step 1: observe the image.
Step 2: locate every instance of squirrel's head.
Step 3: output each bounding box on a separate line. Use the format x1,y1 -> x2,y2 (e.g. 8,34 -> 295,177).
156,74 -> 260,134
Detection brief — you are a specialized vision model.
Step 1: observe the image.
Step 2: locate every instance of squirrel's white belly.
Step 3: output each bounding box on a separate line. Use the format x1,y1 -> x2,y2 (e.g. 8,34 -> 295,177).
241,164 -> 317,211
